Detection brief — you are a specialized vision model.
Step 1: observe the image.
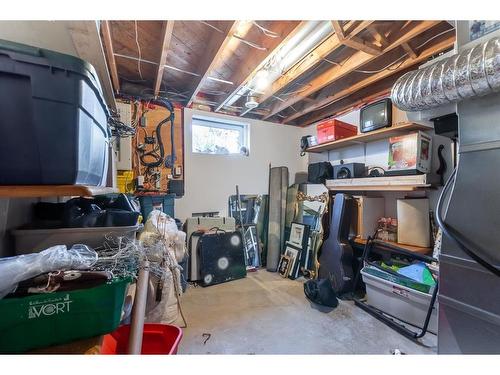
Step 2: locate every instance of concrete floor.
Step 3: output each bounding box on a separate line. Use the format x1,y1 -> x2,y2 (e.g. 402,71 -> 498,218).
177,270 -> 437,354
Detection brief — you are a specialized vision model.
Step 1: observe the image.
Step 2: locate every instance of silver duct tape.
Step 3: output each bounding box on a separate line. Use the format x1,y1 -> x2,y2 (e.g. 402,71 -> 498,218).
391,36 -> 500,111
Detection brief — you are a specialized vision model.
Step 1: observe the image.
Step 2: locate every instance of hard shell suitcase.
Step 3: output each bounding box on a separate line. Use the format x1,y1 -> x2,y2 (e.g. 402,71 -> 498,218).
198,231 -> 246,287
185,217 -> 236,281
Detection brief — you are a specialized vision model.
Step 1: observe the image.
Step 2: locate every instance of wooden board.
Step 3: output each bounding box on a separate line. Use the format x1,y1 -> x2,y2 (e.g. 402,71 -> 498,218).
353,238 -> 432,255
306,122 -> 433,153
130,102 -> 184,192
0,185 -> 118,198
326,174 -> 437,192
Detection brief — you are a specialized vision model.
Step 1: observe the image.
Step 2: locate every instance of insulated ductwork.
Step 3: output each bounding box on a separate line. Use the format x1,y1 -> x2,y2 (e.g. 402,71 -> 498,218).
391,36 -> 500,111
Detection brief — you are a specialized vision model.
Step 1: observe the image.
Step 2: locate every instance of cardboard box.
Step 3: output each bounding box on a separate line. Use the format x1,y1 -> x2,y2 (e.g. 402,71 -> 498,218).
388,131 -> 432,174
316,119 -> 357,144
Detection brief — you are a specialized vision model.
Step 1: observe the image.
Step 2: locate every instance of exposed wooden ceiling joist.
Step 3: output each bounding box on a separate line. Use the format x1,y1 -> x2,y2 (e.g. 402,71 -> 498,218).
214,21 -> 306,114
401,42 -> 418,59
344,21 -> 375,39
366,25 -> 390,48
153,21 -> 175,97
332,20 -> 381,56
285,32 -> 455,125
185,21 -> 239,106
262,20 -> 441,120
242,28 -> 345,116
100,20 -> 120,93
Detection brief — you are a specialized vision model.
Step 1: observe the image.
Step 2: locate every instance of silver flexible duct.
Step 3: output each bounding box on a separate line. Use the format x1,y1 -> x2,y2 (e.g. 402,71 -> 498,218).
391,36 -> 500,111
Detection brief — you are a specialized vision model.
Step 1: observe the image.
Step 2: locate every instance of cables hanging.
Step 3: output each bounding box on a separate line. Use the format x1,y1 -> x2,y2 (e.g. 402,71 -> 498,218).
233,34 -> 267,51
134,21 -> 144,81
252,22 -> 280,38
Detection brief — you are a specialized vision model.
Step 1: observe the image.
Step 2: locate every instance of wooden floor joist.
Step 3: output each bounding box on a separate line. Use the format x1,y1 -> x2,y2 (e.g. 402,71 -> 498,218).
186,21 -> 239,107
284,32 -> 455,124
262,21 -> 441,121
99,21 -> 120,95
214,21 -> 307,114
153,21 -> 175,97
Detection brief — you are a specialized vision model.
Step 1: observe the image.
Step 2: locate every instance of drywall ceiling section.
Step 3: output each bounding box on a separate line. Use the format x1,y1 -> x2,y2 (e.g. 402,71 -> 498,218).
0,21 -> 115,109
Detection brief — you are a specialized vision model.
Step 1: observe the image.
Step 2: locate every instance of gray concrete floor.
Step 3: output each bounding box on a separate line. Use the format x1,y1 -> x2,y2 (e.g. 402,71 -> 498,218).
177,270 -> 437,354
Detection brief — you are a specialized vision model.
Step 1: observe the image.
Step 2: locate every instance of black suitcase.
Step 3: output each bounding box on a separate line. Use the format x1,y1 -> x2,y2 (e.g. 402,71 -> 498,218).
197,231 -> 247,287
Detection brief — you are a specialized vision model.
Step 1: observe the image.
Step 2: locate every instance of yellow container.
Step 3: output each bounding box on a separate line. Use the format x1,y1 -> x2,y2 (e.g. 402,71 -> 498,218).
117,170 -> 135,193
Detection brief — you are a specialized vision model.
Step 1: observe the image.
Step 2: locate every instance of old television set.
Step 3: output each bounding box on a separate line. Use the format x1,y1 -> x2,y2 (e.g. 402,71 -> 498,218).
360,98 -> 392,133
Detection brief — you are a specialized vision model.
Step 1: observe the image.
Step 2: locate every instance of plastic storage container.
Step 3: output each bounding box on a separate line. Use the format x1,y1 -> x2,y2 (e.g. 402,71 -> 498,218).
0,39 -> 109,185
12,224 -> 142,255
316,119 -> 357,144
361,267 -> 438,334
138,194 -> 175,220
0,277 -> 130,353
101,323 -> 183,354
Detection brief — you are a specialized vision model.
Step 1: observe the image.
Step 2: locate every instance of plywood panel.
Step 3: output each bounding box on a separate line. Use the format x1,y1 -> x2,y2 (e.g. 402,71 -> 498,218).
117,100 -> 184,193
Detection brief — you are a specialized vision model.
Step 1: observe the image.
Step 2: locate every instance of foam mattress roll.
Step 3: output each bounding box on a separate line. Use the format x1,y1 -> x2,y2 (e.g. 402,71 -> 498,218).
397,198 -> 431,248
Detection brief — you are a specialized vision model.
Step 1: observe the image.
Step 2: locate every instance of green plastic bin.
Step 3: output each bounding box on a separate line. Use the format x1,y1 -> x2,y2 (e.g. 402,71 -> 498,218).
0,277 -> 131,353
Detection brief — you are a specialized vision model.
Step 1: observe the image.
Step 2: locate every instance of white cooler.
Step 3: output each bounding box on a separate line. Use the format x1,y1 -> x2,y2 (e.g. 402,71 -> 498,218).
361,268 -> 438,334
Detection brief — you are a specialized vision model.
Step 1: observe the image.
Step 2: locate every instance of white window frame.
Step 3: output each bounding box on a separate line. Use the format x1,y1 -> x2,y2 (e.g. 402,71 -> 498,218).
191,114 -> 250,156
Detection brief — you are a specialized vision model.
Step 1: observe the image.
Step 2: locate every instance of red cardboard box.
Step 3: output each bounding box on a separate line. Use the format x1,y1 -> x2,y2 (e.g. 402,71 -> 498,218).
316,119 -> 357,144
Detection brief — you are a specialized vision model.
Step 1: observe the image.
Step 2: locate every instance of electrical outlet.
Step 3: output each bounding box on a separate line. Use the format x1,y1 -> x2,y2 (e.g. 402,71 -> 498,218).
139,115 -> 147,127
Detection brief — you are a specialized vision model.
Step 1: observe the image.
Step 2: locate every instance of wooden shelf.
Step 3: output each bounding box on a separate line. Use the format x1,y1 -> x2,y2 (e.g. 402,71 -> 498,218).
353,238 -> 432,255
0,185 -> 118,198
306,122 -> 433,153
326,175 -> 437,192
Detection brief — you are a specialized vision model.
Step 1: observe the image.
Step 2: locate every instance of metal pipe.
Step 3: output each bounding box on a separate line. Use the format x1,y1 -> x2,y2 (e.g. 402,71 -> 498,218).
127,261 -> 150,354
391,36 -> 500,111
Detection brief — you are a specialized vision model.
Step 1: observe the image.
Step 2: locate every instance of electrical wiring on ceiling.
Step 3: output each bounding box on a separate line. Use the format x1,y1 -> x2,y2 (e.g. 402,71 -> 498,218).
269,27 -> 457,117
252,22 -> 280,38
233,35 -> 267,51
200,21 -> 224,34
134,21 -> 144,81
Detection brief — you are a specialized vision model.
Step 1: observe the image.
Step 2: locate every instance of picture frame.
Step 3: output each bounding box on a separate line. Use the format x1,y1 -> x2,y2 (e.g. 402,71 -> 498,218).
284,244 -> 302,280
278,255 -> 292,277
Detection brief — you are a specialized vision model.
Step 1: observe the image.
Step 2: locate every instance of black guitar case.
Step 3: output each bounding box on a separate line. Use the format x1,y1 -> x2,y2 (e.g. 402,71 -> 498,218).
318,193 -> 355,296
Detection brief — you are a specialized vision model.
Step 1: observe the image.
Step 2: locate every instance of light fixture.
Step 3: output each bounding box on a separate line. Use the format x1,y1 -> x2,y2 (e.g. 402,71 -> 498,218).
254,70 -> 270,91
245,95 -> 259,109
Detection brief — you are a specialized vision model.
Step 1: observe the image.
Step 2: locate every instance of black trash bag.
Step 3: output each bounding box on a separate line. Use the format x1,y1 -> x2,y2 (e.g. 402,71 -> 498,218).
62,197 -> 106,228
304,278 -> 339,308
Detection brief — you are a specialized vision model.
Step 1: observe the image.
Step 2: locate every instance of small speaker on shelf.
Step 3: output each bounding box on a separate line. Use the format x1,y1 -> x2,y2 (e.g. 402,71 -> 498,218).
333,162 -> 365,179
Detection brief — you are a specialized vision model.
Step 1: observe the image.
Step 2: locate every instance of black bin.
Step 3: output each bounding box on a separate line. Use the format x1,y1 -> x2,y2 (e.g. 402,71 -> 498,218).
0,39 -> 109,185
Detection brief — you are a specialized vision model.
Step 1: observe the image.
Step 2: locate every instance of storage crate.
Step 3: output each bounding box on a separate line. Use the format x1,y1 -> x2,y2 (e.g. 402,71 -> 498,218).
101,323 -> 183,355
12,224 -> 142,255
117,171 -> 135,194
138,194 -> 175,220
316,119 -> 357,144
0,39 -> 109,185
361,267 -> 438,334
0,277 -> 131,353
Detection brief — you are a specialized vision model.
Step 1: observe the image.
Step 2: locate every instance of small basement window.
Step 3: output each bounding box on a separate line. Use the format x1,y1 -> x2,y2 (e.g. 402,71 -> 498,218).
192,115 -> 249,156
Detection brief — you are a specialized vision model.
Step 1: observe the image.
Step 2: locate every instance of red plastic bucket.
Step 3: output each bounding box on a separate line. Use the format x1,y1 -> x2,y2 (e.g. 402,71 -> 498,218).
101,323 -> 183,355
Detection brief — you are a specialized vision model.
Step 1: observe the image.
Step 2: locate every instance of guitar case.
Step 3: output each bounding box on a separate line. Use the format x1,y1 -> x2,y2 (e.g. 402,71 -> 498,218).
318,193 -> 355,296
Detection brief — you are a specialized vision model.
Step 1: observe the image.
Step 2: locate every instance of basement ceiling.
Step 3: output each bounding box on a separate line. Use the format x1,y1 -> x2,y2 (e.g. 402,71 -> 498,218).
100,20 -> 455,126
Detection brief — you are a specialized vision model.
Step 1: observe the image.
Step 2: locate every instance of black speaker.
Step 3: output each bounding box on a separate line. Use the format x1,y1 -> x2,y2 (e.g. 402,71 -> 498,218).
333,163 -> 365,179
